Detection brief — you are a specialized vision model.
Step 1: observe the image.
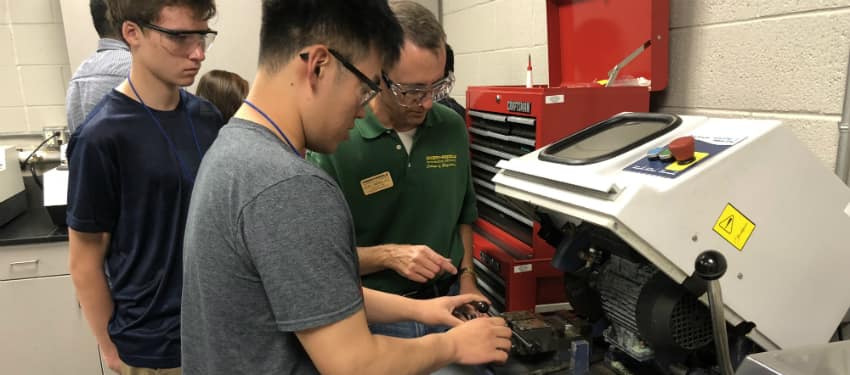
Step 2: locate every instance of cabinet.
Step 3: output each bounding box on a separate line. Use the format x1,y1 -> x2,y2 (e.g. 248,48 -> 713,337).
465,86 -> 649,312
465,0 -> 670,312
0,242 -> 103,375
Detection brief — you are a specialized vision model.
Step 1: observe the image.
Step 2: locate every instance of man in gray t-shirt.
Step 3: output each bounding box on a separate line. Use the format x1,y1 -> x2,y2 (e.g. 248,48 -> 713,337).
183,119 -> 364,373
182,1 -> 512,374
66,0 -> 131,133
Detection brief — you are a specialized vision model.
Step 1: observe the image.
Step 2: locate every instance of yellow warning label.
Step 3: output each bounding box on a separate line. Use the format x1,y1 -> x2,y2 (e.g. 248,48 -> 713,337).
665,152 -> 709,172
713,204 -> 756,251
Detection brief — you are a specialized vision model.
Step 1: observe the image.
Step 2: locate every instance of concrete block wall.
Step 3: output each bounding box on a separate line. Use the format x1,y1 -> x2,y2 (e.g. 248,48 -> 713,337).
660,1 -> 850,168
0,0 -> 436,138
0,0 -> 71,135
390,0 -> 440,22
1,0 -> 848,168
444,0 -> 549,106
444,0 -> 850,168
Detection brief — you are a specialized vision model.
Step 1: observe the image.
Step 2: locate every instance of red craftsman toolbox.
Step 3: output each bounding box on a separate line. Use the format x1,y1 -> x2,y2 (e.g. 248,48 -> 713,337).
466,0 -> 669,313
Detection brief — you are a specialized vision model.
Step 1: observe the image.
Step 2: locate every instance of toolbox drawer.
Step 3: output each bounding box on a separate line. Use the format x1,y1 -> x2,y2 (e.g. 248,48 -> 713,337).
0,242 -> 69,281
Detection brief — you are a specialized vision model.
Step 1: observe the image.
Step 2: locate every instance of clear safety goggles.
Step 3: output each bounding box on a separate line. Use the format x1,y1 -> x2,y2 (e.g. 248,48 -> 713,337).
382,71 -> 455,108
135,20 -> 218,56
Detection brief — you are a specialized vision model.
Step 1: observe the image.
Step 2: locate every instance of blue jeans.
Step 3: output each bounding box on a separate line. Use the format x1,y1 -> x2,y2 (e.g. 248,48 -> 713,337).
368,282 -> 459,338
368,319 -> 449,338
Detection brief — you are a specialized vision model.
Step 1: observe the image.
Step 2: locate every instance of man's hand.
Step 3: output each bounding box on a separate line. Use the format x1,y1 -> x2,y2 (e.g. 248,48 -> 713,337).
385,244 -> 457,282
100,342 -> 124,374
444,317 -> 512,365
458,272 -> 489,319
69,229 -> 122,373
415,294 -> 490,327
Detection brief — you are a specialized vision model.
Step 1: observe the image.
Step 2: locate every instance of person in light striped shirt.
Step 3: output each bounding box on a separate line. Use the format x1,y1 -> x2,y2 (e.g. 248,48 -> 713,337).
66,0 -> 131,133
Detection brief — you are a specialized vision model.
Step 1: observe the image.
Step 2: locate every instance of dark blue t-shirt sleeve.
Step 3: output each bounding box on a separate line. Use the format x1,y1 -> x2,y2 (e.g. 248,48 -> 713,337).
66,132 -> 119,233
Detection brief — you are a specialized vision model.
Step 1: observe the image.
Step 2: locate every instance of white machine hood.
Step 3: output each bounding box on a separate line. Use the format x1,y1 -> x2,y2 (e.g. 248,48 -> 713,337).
493,115 -> 850,351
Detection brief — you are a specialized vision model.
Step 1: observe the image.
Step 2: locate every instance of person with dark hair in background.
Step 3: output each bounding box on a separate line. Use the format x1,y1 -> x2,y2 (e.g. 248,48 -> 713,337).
196,69 -> 249,121
67,0 -> 223,373
438,44 -> 466,118
66,0 -> 132,133
181,1 -> 511,374
310,1 -> 486,339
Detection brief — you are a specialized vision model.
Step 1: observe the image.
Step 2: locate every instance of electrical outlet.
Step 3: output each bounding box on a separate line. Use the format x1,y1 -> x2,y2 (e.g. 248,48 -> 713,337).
42,127 -> 70,148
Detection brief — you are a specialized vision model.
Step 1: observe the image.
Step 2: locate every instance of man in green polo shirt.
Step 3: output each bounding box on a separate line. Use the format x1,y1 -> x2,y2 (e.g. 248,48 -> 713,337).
308,1 -> 485,338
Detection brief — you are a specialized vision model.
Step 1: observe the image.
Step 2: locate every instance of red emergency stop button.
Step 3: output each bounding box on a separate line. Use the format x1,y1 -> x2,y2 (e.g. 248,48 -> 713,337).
669,136 -> 696,164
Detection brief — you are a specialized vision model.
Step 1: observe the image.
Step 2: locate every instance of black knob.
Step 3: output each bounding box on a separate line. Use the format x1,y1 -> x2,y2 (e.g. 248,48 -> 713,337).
471,301 -> 490,313
695,250 -> 727,281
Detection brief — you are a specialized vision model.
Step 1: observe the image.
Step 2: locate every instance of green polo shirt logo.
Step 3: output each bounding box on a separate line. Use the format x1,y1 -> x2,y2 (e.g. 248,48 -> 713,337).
426,154 -> 458,169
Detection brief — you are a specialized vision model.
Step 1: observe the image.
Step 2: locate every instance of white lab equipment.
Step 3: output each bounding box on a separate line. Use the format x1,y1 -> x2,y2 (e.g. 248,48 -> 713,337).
491,113 -> 850,373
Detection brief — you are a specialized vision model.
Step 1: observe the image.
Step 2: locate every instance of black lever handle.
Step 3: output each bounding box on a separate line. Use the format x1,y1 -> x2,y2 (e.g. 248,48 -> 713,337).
452,301 -> 491,321
695,250 -> 734,375
695,250 -> 727,281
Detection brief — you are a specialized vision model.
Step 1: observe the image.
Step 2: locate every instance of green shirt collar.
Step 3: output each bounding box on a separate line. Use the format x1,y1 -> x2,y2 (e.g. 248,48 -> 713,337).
356,105 -> 435,140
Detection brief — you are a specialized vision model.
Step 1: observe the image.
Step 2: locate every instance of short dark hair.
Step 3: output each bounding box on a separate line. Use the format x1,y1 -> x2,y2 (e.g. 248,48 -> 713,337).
196,70 -> 249,121
107,0 -> 217,37
90,0 -> 117,39
259,0 -> 403,73
390,1 -> 446,52
445,44 -> 455,77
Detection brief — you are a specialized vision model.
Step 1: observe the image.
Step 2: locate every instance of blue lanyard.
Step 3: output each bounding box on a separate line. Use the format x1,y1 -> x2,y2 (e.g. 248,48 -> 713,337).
242,100 -> 302,158
127,76 -> 203,183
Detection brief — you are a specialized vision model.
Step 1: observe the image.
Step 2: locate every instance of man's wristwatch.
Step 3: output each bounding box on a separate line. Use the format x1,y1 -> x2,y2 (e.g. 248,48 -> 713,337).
459,266 -> 477,278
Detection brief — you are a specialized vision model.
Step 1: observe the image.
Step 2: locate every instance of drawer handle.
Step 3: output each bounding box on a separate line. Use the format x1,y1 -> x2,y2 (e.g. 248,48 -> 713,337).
9,259 -> 40,267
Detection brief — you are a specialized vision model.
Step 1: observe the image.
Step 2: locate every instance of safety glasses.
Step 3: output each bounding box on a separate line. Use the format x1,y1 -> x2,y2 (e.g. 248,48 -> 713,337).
135,21 -> 218,56
382,71 -> 455,108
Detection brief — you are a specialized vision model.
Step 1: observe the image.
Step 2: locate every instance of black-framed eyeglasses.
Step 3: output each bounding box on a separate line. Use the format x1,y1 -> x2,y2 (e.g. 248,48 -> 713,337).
135,21 -> 218,55
381,71 -> 455,108
299,48 -> 381,107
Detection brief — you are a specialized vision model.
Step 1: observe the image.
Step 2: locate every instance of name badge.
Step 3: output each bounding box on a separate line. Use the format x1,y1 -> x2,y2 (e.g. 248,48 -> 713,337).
360,171 -> 394,196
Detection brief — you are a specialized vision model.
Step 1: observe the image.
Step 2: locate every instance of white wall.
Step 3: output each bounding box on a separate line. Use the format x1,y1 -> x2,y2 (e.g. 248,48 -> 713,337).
659,0 -> 850,168
53,0 -> 441,112
5,0 -> 849,168
192,1 -> 261,90
391,0 -> 440,21
3,0 -> 439,138
58,0 -> 96,76
0,0 -> 71,135
446,0 -> 850,168
58,0 -> 436,97
58,0 -> 261,94
445,0 -> 549,104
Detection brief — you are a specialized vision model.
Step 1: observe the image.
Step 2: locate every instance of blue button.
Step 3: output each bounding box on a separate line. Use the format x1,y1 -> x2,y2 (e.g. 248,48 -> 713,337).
647,147 -> 664,160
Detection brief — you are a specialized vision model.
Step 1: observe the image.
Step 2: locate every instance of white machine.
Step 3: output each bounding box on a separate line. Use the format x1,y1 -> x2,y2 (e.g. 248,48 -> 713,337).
0,146 -> 27,226
41,142 -> 69,226
736,340 -> 850,374
42,166 -> 68,226
492,113 -> 850,373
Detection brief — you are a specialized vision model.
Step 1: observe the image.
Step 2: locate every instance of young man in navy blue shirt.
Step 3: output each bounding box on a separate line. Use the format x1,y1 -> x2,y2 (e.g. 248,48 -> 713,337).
66,0 -> 223,373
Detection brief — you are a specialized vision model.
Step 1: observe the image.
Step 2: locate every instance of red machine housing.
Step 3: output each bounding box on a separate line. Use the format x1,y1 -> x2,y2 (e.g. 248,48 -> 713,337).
466,0 -> 669,312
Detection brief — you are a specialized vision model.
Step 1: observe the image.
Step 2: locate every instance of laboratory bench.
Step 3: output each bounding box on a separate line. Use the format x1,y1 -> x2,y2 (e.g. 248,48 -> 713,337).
0,175 -> 104,375
0,176 -> 68,246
